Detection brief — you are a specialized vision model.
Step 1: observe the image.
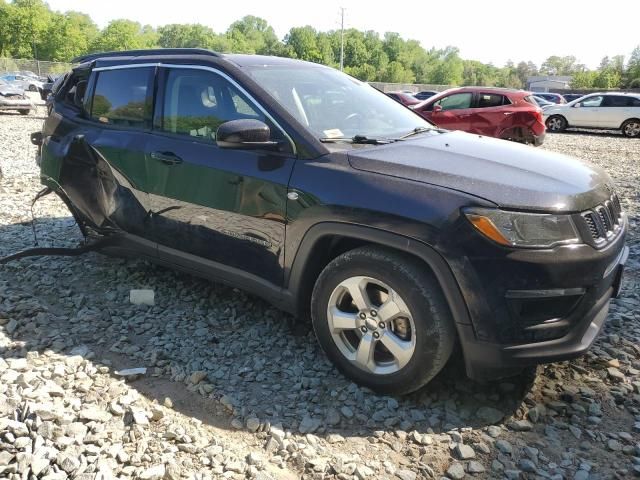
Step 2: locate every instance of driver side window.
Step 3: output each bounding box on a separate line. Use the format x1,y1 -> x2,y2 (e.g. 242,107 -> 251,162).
160,68 -> 268,143
435,93 -> 473,111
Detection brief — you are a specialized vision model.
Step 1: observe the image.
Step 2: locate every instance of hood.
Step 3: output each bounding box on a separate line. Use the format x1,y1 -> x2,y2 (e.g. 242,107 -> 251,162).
347,130 -> 613,212
0,84 -> 24,96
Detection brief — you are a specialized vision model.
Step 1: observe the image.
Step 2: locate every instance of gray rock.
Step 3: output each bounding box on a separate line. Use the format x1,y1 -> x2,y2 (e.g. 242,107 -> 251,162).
246,417 -> 261,432
607,367 -> 625,382
139,464 -> 166,480
519,459 -> 537,473
6,318 -> 18,334
574,471 -> 589,480
476,406 -> 504,424
455,444 -> 476,460
395,469 -> 417,480
608,439 -> 623,451
189,371 -> 207,384
495,440 -> 513,455
467,461 -> 485,473
508,420 -> 533,432
447,462 -> 466,479
299,415 -> 321,434
341,406 -> 354,419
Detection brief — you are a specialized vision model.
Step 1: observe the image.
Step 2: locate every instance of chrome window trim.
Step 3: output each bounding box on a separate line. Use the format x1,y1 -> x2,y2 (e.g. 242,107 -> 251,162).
93,63 -> 297,155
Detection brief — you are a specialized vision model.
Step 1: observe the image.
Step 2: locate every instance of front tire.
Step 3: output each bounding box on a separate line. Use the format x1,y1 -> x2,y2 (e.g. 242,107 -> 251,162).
546,115 -> 567,133
311,246 -> 455,395
28,84 -> 38,92
621,119 -> 640,138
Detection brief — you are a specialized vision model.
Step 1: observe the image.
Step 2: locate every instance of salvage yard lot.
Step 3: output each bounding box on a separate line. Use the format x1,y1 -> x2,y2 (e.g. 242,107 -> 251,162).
0,107 -> 639,479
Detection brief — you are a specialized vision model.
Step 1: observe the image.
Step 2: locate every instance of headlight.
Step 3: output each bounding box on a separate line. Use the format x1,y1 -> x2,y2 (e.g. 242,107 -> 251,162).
464,208 -> 580,248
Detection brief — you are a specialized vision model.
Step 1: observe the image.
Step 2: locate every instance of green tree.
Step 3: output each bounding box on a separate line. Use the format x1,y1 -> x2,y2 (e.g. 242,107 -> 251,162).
540,55 -> 579,75
226,16 -> 282,55
90,19 -> 157,52
626,46 -> 640,85
39,11 -> 98,61
2,0 -> 51,58
428,46 -> 463,85
285,26 -> 332,64
570,71 -> 596,89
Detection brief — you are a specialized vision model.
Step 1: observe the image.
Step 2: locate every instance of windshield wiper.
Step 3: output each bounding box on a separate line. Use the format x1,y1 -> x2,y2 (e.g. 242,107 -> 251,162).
319,135 -> 396,145
398,126 -> 435,139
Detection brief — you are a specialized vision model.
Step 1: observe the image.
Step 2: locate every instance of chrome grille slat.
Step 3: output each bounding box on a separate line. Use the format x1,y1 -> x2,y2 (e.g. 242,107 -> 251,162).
580,194 -> 623,244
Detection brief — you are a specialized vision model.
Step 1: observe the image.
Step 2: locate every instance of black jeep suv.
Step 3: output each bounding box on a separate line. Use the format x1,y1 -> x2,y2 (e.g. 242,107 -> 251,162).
33,49 -> 628,394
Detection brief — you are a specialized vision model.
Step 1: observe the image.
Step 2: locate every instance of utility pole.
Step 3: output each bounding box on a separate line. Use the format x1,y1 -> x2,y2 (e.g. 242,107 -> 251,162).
339,7 -> 345,71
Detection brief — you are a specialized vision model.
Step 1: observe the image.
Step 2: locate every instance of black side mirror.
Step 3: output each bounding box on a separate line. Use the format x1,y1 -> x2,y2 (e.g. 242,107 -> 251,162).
216,119 -> 279,149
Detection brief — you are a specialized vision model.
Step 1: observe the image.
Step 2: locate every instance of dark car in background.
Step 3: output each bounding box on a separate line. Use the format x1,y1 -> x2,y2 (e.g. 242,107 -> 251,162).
563,94 -> 584,103
386,91 -> 420,106
534,92 -> 566,104
32,49 -> 627,394
411,87 -> 546,145
414,90 -> 439,100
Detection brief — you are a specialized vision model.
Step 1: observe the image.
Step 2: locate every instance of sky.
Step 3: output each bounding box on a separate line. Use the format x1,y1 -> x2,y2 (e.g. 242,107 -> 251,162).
45,0 -> 640,69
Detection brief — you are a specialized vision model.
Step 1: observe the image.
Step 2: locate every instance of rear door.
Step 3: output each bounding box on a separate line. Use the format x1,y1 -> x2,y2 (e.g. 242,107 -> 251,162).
568,95 -> 603,127
600,95 -> 635,128
59,66 -> 156,241
146,66 -> 296,285
466,92 -> 511,136
427,92 -> 474,131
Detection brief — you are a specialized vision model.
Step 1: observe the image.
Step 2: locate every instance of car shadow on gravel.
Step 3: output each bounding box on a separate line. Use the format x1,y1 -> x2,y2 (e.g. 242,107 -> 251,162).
556,129 -> 624,139
0,216 -> 537,438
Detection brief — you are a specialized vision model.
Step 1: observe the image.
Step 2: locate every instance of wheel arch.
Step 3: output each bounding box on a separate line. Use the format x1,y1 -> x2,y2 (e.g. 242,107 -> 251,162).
283,222 -> 472,330
620,117 -> 640,128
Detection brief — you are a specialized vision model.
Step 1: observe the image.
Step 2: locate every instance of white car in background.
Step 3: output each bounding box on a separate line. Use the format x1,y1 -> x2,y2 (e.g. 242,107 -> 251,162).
544,92 -> 640,138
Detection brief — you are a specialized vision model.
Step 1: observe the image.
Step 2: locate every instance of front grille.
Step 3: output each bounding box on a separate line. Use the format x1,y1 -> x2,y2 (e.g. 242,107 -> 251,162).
580,194 -> 623,244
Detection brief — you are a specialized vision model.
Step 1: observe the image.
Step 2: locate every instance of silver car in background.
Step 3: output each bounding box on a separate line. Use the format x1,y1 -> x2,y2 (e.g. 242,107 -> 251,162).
544,92 -> 640,138
0,73 -> 44,92
0,78 -> 35,115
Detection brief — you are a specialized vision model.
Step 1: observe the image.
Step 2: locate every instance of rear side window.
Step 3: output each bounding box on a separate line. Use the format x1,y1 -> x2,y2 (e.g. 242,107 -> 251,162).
603,95 -> 638,107
90,67 -> 153,128
160,68 -> 262,142
477,93 -> 510,108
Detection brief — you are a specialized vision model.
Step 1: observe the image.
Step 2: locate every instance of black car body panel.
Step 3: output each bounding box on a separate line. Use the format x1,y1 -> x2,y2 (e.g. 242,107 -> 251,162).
33,49 -> 627,383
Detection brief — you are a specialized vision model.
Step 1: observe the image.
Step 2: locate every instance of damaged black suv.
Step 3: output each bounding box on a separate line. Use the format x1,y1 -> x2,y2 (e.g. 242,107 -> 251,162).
30,49 -> 628,394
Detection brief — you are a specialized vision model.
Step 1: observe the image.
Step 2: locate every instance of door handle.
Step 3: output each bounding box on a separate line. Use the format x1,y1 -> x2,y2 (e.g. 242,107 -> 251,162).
150,151 -> 183,165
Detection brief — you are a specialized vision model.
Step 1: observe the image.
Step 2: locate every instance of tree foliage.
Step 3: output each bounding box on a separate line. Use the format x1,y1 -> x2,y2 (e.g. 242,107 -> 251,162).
1,1 -> 638,89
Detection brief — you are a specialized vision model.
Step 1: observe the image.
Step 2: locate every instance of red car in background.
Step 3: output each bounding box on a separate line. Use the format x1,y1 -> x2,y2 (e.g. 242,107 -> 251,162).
386,91 -> 421,106
411,87 -> 546,146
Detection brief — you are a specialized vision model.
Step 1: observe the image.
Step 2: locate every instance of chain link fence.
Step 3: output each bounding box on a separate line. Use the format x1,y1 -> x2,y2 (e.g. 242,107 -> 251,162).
0,57 -> 72,77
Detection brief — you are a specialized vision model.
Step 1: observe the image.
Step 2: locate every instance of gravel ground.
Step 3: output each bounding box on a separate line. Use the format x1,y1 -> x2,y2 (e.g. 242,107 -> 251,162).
1,106 -> 639,480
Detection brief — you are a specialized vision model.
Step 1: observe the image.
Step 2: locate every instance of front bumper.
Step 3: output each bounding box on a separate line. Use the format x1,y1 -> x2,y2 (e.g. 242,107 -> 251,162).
445,217 -> 628,381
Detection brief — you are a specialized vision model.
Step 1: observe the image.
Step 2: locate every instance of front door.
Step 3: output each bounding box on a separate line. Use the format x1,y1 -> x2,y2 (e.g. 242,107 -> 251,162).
569,95 -> 603,128
146,66 -> 295,285
428,92 -> 474,131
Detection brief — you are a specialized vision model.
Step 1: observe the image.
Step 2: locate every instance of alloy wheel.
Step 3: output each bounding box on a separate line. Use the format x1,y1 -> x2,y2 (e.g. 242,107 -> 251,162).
624,121 -> 640,137
326,276 -> 416,375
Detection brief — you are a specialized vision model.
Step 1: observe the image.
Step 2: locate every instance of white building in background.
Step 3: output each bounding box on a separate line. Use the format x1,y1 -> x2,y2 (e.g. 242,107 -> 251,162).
526,76 -> 572,92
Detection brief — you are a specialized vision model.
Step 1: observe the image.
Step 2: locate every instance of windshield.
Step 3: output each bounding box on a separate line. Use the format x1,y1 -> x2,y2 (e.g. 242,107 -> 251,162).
245,65 -> 433,140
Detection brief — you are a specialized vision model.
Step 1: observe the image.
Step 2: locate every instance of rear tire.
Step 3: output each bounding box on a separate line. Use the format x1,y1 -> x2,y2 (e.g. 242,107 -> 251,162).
311,246 -> 455,395
621,119 -> 640,138
28,84 -> 37,92
546,115 -> 567,133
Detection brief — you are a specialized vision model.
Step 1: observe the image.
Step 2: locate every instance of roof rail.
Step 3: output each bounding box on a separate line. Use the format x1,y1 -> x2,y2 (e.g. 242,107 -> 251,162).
71,48 -> 221,64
